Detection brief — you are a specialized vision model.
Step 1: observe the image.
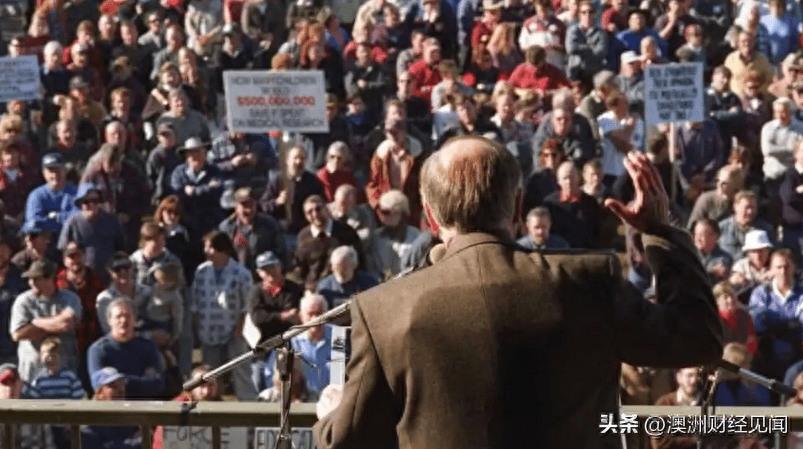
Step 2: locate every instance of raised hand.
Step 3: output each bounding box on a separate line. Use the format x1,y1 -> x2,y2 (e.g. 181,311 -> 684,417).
604,152 -> 669,232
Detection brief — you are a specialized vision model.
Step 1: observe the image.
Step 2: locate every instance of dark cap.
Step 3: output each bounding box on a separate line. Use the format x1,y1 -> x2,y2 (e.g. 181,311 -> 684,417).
233,187 -> 255,203
22,259 -> 57,279
20,220 -> 48,236
69,76 -> 89,90
156,122 -> 175,134
107,251 -> 132,272
41,153 -> 65,169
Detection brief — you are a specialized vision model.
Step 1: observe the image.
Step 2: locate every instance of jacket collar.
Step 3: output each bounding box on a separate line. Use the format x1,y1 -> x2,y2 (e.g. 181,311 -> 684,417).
439,231 -> 513,263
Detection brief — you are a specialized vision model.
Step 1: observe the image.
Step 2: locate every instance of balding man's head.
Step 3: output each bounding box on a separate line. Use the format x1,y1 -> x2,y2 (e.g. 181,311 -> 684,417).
420,136 -> 521,234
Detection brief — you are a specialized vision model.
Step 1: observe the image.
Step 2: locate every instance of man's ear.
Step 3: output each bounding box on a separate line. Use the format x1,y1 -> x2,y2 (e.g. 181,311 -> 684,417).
423,201 -> 440,235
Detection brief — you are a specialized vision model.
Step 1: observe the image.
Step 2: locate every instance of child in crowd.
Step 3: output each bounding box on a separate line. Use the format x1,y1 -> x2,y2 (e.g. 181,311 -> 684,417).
143,261 -> 184,349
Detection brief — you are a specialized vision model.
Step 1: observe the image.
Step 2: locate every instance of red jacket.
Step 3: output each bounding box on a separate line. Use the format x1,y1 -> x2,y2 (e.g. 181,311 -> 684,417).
408,59 -> 442,106
471,19 -> 495,49
365,140 -> 424,227
508,62 -> 570,93
317,168 -> 359,202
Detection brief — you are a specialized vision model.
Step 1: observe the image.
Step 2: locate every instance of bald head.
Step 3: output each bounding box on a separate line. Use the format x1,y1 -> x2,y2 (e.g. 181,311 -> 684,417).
421,136 -> 521,234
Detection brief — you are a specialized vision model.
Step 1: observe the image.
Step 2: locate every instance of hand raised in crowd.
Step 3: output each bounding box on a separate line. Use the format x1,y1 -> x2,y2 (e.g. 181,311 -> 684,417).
604,152 -> 669,232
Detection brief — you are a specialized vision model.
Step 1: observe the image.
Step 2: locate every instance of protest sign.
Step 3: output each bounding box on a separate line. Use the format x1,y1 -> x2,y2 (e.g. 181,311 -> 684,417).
224,70 -> 328,133
162,426 -> 247,449
0,55 -> 40,103
644,62 -> 704,125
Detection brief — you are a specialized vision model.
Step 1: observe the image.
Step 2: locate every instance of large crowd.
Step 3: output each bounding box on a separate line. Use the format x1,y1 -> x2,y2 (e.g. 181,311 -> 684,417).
0,0 -> 801,445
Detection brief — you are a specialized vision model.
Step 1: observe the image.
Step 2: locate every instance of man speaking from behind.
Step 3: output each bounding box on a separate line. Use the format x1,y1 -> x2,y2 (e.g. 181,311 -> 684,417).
313,136 -> 722,449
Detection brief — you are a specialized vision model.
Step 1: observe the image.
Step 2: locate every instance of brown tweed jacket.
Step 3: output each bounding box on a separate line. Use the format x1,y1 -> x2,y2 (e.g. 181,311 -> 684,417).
314,224 -> 722,449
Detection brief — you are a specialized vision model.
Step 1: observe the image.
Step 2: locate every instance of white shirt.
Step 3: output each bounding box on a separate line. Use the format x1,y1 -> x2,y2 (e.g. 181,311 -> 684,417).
597,111 -> 645,177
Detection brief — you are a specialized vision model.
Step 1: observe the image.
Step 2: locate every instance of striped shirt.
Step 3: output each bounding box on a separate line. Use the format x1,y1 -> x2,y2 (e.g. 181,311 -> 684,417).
29,368 -> 86,400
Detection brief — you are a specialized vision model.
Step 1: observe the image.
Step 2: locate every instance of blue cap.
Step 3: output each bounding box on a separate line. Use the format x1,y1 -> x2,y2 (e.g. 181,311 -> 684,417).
74,183 -> 101,206
91,367 -> 125,390
41,153 -> 64,169
255,251 -> 281,269
19,220 -> 47,235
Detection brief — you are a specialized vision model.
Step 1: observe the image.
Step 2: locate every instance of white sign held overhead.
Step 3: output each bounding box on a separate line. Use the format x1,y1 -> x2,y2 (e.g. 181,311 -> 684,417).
0,55 -> 40,103
644,62 -> 704,125
223,70 -> 329,134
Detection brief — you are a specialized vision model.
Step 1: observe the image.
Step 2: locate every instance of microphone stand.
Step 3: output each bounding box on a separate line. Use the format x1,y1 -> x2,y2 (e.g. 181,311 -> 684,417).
275,344 -> 294,449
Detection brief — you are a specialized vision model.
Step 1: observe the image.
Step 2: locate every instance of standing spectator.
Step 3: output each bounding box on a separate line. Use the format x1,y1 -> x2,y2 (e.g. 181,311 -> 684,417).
154,197 -> 198,283
597,91 -> 645,188
519,0 -> 566,69
366,190 -> 420,278
317,245 -> 378,308
130,223 -> 184,288
25,153 -> 78,235
687,165 -> 742,228
81,366 -> 142,449
261,144 -> 326,237
675,119 -> 726,193
87,298 -> 164,398
170,138 -> 225,236
522,138 -> 564,212
517,206 -> 569,249
531,104 -> 595,168
408,38 -> 443,105
0,238 -> 23,366
762,98 -> 803,199
508,45 -> 570,98
10,259 -> 81,382
293,195 -> 363,287
40,41 -> 71,126
760,0 -> 800,66
779,139 -> 803,259
578,70 -> 616,143
192,231 -> 256,400
219,187 -> 285,272
491,91 -> 534,177
58,183 -> 126,283
616,10 -> 668,56
718,190 -> 776,260
209,130 -> 276,193
737,70 -> 773,155
749,249 -> 803,379
95,254 -> 152,336
157,89 -> 210,146
724,30 -> 773,97
565,1 -> 607,82
146,123 -> 182,206
616,51 -> 645,112
317,142 -> 359,203
691,218 -> 733,283
769,53 -> 802,98
655,0 -> 697,58
11,221 -> 56,274
543,161 -> 600,248
248,251 -> 302,342
0,140 -> 41,222
487,23 -> 523,79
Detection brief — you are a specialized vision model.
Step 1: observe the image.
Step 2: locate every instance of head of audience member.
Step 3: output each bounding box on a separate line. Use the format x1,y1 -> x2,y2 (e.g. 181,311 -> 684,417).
169,88 -> 189,118
774,97 -> 793,126
110,88 -> 132,119
0,364 -> 22,399
155,196 -> 184,228
98,14 -> 117,41
203,231 -> 234,269
582,160 -> 603,193
285,145 -> 306,179
525,207 -> 553,246
674,367 -> 699,400
605,91 -> 629,120
165,24 -> 184,52
107,297 -> 136,342
43,41 -> 63,71
118,20 -> 137,47
721,343 -> 751,381
455,94 -> 478,128
0,114 -> 22,143
640,36 -> 658,64
21,222 -> 50,258
525,45 -> 547,71
152,261 -> 182,292
159,63 -> 181,90
330,246 -> 358,284
55,120 -> 76,149
410,29 -> 426,56
551,107 -> 573,138
742,229 -> 772,270
181,138 -> 208,172
70,42 -> 90,69
75,20 -> 96,47
732,190 -> 757,228
714,166 -> 740,200
711,66 -> 732,93
396,72 -> 414,100
42,153 -> 66,191
620,51 -> 642,78
743,71 -> 764,100
346,95 -> 365,118
538,139 -> 564,170
420,136 -> 521,239
304,195 -> 330,230
107,252 -> 134,293
578,0 -> 594,27
186,365 -> 221,401
23,259 -> 58,298
593,70 -> 617,100
146,11 -> 162,35
75,183 -> 102,220
156,123 -> 177,150
692,219 -> 719,255
784,56 -> 803,84
713,281 -> 738,316
62,241 -> 86,275
771,249 -> 796,292
685,23 -> 703,48
299,292 -> 328,341
422,38 -> 441,66
92,366 -> 126,400
39,336 -> 63,375
256,250 -> 283,289
139,222 -> 167,259
0,141 -> 20,176
378,190 -> 409,228
556,161 -> 580,199
104,121 -> 127,150
628,10 -> 645,32
494,91 -> 516,123
233,187 -> 259,225
737,31 -> 755,60
325,142 -> 350,174
332,184 -> 357,218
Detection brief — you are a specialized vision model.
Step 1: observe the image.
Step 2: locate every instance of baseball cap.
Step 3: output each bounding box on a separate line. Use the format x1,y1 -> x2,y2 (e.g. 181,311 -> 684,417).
91,367 -> 126,390
41,153 -> 65,169
22,259 -> 57,279
255,251 -> 281,269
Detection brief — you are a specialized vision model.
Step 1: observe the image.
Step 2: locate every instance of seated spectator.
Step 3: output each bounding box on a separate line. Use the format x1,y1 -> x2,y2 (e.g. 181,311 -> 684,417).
713,342 -> 772,406
749,249 -> 803,380
219,187 -> 285,272
715,281 -> 758,355
543,161 -> 600,248
192,231 -> 256,401
318,246 -> 379,309
762,97 -> 803,198
687,166 -> 741,229
650,367 -> 700,448
581,159 -> 610,204
345,42 -> 388,116
725,29 -> 773,98
154,196 -> 198,283
692,219 -> 733,283
462,49 -> 500,96
208,128 -> 277,195
261,144 -> 326,237
522,139 -> 564,212
491,90 -> 534,177
147,123 -> 182,207
769,53 -> 802,99
431,60 -> 474,112
365,122 -> 424,226
437,94 -> 502,147
718,190 -> 775,260
778,138 -> 803,261
248,251 -> 302,343
730,230 -> 774,302
263,293 -> 331,398
87,299 -> 164,398
328,184 -> 376,244
95,253 -> 152,337
25,153 -> 78,235
30,336 -> 85,449
565,1 -> 607,82
170,138 -> 225,236
317,142 -> 359,203
517,207 -> 569,250
58,183 -> 126,284
11,222 -> 56,274
293,195 -> 363,287
47,120 -> 91,186
81,367 -> 142,449
367,190 -> 421,278
675,119 -> 726,199
706,66 -> 742,154
508,45 -> 570,99
530,92 -> 596,168
10,259 -> 81,382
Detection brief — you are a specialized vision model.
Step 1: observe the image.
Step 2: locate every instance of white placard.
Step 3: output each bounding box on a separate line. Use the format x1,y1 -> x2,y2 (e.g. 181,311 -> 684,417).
644,62 -> 704,125
163,426 -> 248,449
223,70 -> 329,133
253,427 -> 316,449
0,55 -> 40,103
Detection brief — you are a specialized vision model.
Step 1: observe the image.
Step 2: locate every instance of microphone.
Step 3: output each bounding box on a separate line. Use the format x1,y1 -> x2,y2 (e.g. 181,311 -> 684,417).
714,359 -> 796,396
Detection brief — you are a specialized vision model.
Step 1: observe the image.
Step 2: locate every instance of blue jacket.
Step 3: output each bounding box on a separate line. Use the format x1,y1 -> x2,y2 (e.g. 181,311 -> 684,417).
25,183 -> 78,233
86,335 -> 165,398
